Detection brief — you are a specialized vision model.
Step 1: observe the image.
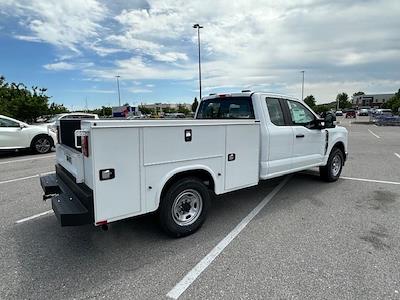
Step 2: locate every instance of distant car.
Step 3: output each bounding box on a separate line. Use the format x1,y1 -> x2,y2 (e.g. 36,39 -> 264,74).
0,115 -> 57,154
358,109 -> 369,116
345,110 -> 356,118
335,110 -> 343,116
374,109 -> 393,116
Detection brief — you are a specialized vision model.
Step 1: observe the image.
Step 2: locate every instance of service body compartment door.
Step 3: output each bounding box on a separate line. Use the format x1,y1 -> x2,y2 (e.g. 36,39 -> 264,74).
225,124 -> 260,191
92,127 -> 141,223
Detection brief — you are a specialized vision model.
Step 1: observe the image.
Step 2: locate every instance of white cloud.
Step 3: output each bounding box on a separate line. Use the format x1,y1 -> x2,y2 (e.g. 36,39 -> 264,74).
4,0 -> 107,51
44,62 -> 94,71
4,0 -> 400,102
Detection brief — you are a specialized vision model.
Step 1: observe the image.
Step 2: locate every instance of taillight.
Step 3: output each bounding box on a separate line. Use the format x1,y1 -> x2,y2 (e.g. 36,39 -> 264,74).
82,136 -> 89,157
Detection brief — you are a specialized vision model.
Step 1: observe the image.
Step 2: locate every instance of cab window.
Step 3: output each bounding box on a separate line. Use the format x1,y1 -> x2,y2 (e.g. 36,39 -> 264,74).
266,98 -> 285,126
0,117 -> 20,127
196,97 -> 254,119
287,100 -> 315,126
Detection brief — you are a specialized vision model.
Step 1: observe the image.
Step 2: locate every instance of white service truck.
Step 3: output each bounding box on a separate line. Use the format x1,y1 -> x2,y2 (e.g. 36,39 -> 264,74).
40,92 -> 348,237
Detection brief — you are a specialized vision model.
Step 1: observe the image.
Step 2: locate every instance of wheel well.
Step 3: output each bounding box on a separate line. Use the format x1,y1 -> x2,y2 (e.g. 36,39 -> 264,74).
332,141 -> 346,162
160,169 -> 215,200
31,134 -> 54,148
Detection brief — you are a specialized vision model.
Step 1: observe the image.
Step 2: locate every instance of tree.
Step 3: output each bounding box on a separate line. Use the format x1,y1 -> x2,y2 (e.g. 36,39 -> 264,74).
191,97 -> 199,112
138,105 -> 154,115
177,104 -> 190,115
353,91 -> 365,96
48,102 -> 68,114
336,92 -> 352,109
383,89 -> 400,114
303,95 -> 316,108
0,75 -> 49,122
91,106 -> 112,116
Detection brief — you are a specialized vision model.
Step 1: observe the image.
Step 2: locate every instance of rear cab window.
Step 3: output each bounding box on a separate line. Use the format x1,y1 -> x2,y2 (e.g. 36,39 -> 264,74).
196,96 -> 255,119
265,98 -> 285,126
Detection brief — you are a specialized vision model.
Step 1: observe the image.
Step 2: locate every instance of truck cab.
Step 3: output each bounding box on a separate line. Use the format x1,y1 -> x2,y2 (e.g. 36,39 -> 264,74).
196,92 -> 348,180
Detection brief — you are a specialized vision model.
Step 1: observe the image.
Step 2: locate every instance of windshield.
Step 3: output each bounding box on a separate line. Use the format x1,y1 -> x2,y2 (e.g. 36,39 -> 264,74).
196,97 -> 254,119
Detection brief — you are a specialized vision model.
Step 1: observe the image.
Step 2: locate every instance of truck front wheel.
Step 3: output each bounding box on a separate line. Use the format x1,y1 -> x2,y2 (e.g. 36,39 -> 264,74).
319,147 -> 344,182
159,177 -> 210,237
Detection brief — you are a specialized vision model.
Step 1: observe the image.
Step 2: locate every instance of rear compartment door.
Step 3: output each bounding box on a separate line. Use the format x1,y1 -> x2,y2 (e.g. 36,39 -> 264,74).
225,124 -> 260,191
91,127 -> 141,223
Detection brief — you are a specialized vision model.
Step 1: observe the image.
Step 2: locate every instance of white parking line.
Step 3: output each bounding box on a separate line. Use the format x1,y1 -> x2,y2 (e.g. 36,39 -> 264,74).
395,153 -> 400,160
341,176 -> 400,185
0,154 -> 55,165
166,176 -> 291,299
0,171 -> 54,185
15,210 -> 53,224
368,129 -> 380,139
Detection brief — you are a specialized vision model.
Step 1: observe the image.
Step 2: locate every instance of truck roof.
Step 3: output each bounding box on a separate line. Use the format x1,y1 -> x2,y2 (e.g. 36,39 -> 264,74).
202,91 -> 298,101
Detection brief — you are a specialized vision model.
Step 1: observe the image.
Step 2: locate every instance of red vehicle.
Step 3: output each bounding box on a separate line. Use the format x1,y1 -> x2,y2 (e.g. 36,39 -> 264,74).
345,110 -> 356,118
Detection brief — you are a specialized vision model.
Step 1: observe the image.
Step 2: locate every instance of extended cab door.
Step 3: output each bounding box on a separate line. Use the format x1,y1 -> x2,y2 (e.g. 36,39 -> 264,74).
284,100 -> 325,169
263,97 -> 294,176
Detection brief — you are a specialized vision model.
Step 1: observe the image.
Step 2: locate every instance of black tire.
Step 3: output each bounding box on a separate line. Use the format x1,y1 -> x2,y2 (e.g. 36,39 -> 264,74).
159,177 -> 210,238
319,147 -> 344,182
31,135 -> 53,154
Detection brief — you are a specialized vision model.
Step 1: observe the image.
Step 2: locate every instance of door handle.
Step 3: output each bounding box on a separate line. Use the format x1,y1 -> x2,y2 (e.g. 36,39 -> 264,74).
296,134 -> 305,138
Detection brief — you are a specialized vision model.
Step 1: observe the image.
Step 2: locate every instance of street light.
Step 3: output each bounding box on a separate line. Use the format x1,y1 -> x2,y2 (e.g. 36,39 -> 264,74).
300,70 -> 305,101
193,23 -> 203,99
115,75 -> 121,106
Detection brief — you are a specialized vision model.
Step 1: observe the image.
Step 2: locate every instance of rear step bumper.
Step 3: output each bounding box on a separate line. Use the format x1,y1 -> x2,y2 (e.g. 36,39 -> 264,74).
40,165 -> 94,226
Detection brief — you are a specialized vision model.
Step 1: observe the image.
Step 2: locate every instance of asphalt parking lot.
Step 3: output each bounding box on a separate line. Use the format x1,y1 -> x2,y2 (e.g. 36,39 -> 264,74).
1,116 -> 399,299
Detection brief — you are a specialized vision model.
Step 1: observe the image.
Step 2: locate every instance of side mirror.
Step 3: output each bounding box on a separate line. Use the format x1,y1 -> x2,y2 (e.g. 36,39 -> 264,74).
19,123 -> 27,129
324,113 -> 336,128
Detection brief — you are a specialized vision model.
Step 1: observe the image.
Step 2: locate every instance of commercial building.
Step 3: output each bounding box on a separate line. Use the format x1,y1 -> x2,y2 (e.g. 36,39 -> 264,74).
352,93 -> 394,108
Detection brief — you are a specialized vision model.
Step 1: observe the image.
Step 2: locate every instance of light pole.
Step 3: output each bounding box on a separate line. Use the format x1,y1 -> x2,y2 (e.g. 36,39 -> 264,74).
115,75 -> 121,106
193,23 -> 203,99
300,70 -> 305,101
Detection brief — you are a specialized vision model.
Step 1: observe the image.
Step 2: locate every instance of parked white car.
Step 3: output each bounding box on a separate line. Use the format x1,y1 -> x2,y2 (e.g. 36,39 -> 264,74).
0,115 -> 57,153
44,112 -> 98,128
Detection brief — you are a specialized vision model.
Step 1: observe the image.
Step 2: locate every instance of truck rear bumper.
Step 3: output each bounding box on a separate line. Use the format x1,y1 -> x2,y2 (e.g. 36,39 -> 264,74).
40,164 -> 94,226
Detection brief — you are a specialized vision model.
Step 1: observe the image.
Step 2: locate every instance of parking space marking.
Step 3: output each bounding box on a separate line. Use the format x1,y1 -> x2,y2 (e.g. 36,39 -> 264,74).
341,176 -> 400,185
0,171 -> 54,185
166,176 -> 291,300
395,153 -> 400,159
0,154 -> 55,165
368,129 -> 380,139
15,210 -> 53,224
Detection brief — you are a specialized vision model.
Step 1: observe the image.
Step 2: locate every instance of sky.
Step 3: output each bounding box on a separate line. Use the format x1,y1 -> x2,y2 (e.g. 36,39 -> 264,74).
0,0 -> 399,110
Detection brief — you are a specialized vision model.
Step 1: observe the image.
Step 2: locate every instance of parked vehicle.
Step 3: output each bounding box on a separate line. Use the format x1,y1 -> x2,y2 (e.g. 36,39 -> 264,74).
44,113 -> 98,141
40,92 -> 348,237
358,108 -> 369,116
335,110 -> 343,116
45,113 -> 98,127
0,115 -> 56,153
345,110 -> 356,118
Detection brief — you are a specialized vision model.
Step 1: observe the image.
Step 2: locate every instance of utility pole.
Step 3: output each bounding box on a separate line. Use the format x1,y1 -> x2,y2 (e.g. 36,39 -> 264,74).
300,70 -> 305,101
193,24 -> 203,99
115,75 -> 121,106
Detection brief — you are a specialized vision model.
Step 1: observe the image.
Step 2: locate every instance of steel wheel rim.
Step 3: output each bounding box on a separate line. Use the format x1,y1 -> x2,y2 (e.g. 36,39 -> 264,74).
35,138 -> 51,153
172,189 -> 203,226
331,154 -> 342,177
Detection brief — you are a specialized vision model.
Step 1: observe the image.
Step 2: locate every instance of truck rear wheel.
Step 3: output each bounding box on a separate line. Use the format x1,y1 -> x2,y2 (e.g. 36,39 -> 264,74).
319,147 -> 344,182
159,177 -> 210,238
